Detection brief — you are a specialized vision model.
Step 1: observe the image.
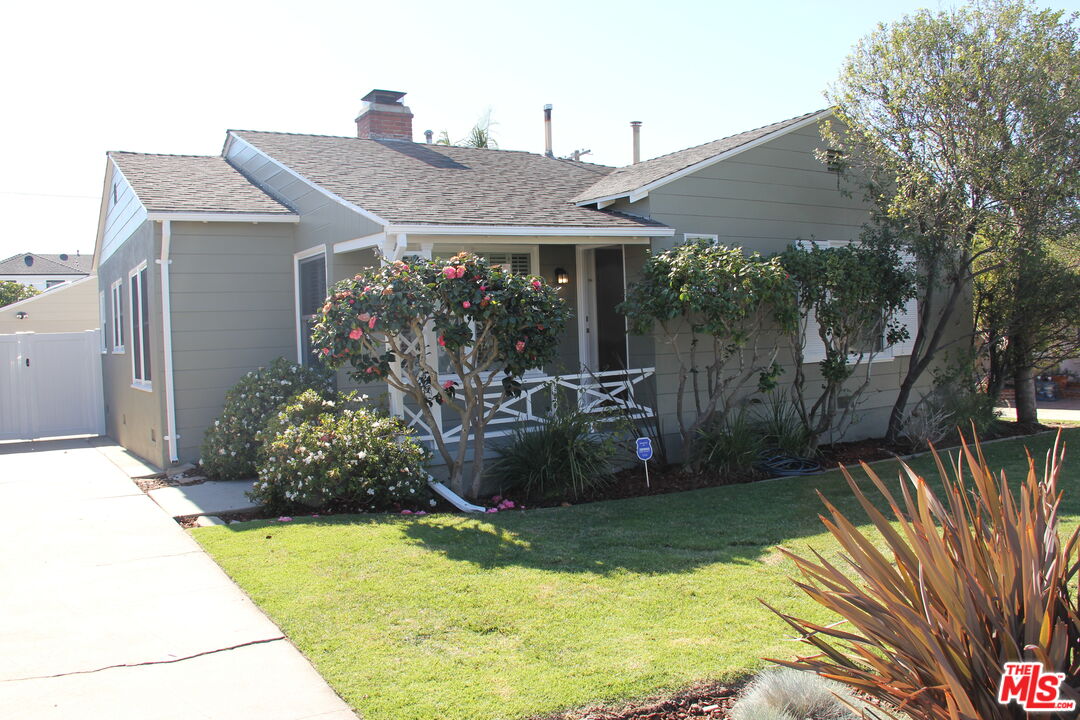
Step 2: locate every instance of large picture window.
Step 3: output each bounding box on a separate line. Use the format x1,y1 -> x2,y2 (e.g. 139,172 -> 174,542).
110,280 -> 124,352
129,263 -> 151,389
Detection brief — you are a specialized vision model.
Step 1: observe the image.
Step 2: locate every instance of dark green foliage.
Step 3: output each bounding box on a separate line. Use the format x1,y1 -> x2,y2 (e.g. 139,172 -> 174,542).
200,358 -> 332,480
690,409 -> 764,479
489,401 -> 618,500
619,238 -> 798,459
752,393 -> 814,458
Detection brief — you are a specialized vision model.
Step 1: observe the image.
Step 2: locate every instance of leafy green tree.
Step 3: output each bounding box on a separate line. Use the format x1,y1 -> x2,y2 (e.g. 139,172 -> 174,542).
619,239 -> 797,462
825,0 -> 1080,438
0,281 -> 38,308
780,234 -> 914,449
311,252 -> 569,499
975,237 -> 1080,405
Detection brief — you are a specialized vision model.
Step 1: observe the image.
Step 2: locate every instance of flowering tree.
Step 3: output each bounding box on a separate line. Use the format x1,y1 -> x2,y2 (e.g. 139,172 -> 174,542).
311,252 -> 570,499
619,239 -> 798,462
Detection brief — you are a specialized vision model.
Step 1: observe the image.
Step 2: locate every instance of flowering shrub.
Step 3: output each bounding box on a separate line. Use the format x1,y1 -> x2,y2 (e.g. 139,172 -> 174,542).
251,390 -> 431,513
311,251 -> 570,499
200,357 -> 332,480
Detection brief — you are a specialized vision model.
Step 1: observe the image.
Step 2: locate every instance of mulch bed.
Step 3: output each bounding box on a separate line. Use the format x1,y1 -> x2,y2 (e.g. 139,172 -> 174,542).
534,680 -> 746,720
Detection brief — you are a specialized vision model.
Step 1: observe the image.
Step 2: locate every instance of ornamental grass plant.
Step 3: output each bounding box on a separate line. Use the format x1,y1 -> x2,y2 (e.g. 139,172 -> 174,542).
768,432 -> 1080,719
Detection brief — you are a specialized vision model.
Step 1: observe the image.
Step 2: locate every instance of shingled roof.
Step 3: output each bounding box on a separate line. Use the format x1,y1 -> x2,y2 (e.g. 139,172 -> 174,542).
573,109 -> 831,204
229,131 -> 667,230
0,252 -> 92,276
108,153 -> 294,215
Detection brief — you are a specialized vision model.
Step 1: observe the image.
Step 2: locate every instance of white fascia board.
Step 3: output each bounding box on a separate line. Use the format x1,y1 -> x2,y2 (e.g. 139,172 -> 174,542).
145,212 -> 300,223
225,132 -> 390,228
92,158 -> 115,272
575,109 -> 835,207
384,224 -> 675,237
334,232 -> 387,254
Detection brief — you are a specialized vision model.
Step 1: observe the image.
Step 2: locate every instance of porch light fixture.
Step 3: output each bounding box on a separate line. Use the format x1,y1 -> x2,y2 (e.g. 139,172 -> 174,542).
554,268 -> 569,285
15,311 -> 28,320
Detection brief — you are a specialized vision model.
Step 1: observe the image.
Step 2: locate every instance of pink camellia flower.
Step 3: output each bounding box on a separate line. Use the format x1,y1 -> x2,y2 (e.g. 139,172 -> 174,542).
499,500 -> 516,510
515,340 -> 525,352
438,335 -> 446,347
363,286 -> 371,293
321,347 -> 331,355
415,511 -> 427,516
442,266 -> 456,278
358,312 -> 370,322
401,509 -> 413,515
365,367 -> 374,374
485,507 -> 499,513
368,316 -> 377,329
442,380 -> 454,389
462,301 -> 471,309
278,516 -> 293,522
479,285 -> 487,291
348,299 -> 355,305
531,279 -> 542,289
491,495 -> 502,504
348,328 -> 363,340
454,266 -> 467,279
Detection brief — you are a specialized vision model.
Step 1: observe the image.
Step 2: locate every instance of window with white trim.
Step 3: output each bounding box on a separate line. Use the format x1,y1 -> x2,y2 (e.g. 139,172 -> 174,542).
684,233 -> 719,243
129,263 -> 151,389
98,291 -> 107,353
297,253 -> 327,367
110,280 -> 124,352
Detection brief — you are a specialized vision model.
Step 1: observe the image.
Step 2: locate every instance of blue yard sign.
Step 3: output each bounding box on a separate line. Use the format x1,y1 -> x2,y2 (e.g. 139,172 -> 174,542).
635,437 -> 653,462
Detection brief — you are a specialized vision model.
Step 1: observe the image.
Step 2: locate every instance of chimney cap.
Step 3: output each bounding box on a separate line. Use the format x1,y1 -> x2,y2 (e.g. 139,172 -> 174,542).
362,89 -> 407,105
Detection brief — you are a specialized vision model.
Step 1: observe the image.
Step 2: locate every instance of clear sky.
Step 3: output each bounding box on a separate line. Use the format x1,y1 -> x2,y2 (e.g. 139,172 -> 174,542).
2,0 -> 1078,261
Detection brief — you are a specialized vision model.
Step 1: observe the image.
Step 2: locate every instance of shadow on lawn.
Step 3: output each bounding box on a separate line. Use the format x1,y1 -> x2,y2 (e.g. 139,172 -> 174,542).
393,476 -> 849,576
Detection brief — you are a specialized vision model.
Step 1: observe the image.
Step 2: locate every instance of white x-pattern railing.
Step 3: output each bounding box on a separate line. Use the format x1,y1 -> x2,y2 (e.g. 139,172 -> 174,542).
399,367 -> 656,443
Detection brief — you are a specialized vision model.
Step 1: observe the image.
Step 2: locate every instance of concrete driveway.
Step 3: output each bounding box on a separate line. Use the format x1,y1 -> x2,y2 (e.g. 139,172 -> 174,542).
0,437 -> 356,720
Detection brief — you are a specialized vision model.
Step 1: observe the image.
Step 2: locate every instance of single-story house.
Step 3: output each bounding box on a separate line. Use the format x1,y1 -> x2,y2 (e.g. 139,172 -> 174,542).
0,252 -> 92,291
92,89 -> 962,473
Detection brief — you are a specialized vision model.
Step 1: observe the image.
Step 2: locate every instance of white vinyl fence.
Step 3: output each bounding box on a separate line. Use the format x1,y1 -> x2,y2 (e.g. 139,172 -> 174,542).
0,331 -> 105,441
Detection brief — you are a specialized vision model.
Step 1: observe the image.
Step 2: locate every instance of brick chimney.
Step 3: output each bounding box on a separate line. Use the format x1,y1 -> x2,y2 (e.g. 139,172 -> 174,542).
355,90 -> 414,141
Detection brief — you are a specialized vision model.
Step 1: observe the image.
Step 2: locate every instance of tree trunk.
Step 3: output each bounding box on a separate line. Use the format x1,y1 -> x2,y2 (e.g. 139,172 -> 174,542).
1013,365 -> 1039,428
469,418 -> 487,501
1011,329 -> 1039,428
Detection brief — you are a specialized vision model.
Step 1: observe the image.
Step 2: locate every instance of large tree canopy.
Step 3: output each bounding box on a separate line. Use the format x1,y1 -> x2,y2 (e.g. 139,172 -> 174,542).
0,281 -> 38,308
826,0 -> 1080,437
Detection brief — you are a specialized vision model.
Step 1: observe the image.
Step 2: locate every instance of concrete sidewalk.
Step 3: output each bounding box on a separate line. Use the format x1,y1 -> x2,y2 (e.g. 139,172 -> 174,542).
0,437 -> 356,720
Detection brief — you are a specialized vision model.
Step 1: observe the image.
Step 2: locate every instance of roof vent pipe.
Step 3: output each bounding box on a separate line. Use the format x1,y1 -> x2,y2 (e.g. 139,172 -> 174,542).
543,104 -> 553,158
424,129 -> 434,144
631,121 -> 642,164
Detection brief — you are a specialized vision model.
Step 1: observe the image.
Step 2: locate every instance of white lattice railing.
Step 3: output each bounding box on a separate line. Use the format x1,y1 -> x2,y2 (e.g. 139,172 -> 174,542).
398,368 -> 656,443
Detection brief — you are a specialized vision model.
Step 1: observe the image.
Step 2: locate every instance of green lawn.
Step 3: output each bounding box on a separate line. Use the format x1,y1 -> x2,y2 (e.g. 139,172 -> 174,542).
193,430 -> 1080,720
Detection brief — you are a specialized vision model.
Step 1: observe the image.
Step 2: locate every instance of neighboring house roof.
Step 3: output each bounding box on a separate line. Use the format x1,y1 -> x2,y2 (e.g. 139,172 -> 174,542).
108,152 -> 295,216
0,252 -> 91,276
229,130 -> 666,230
573,109 -> 832,205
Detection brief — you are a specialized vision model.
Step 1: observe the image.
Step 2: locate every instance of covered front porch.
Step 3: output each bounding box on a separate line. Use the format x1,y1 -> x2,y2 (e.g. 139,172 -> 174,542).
323,231 -> 661,445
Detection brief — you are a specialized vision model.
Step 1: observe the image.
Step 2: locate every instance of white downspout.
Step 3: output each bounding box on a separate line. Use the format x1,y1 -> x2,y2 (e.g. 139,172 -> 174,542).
158,220 -> 180,464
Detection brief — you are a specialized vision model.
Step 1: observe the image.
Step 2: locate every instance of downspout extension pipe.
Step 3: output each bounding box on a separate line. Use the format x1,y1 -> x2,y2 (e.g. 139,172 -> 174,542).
158,220 -> 180,464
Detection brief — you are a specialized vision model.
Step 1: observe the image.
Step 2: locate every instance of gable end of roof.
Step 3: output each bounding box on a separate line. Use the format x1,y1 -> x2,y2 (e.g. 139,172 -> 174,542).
574,109 -> 833,206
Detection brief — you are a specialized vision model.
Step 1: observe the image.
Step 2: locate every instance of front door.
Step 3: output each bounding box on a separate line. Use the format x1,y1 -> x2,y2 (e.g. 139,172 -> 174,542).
578,246 -> 627,372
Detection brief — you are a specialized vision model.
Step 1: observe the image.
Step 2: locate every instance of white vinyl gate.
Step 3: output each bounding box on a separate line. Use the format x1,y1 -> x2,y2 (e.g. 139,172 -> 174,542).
0,331 -> 105,441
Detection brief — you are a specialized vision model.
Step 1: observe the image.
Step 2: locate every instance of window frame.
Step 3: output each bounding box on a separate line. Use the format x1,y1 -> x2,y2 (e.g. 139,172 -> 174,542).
294,246 -> 328,367
683,233 -> 719,244
110,279 -> 125,353
129,262 -> 152,391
